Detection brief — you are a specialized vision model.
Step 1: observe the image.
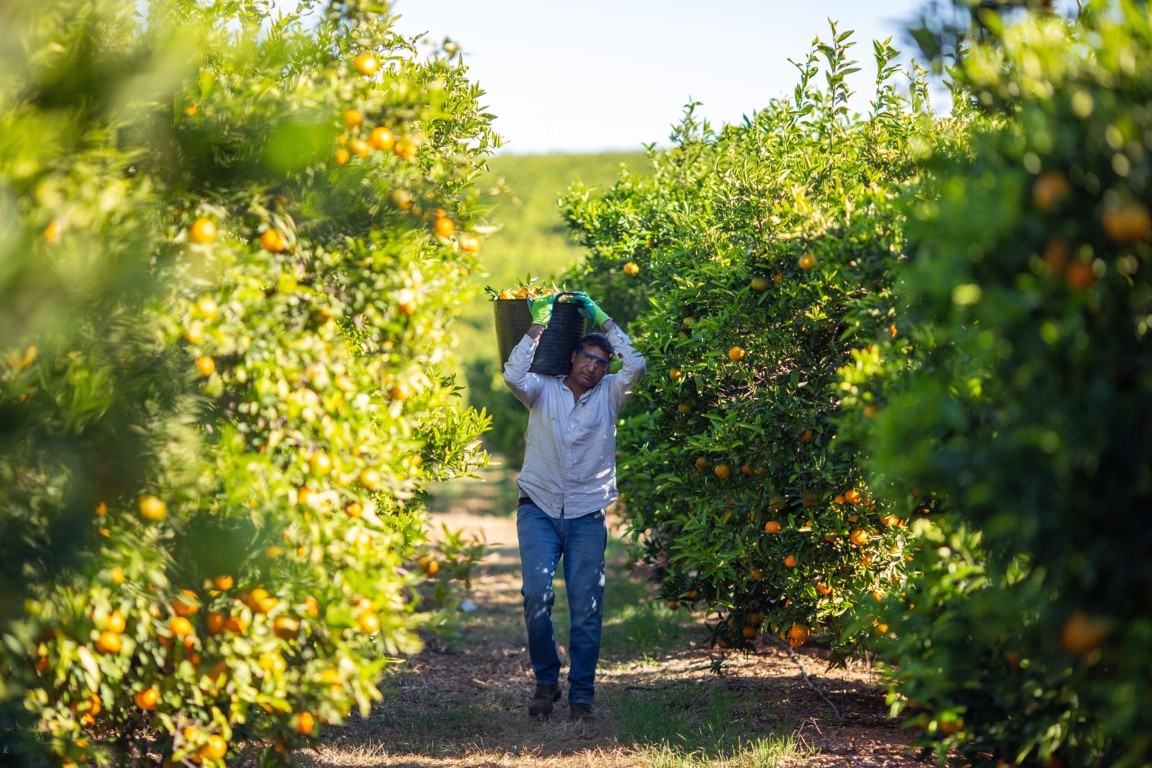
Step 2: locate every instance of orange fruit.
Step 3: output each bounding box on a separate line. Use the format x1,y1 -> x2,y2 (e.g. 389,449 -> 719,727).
849,528 -> 870,546
798,253 -> 817,271
713,463 -> 732,479
843,489 -> 862,504
395,288 -> 417,315
388,381 -> 412,401
1060,610 -> 1110,657
358,469 -> 382,490
694,456 -> 711,471
669,367 -> 684,381
350,138 -> 371,157
369,126 -> 395,150
173,589 -> 200,616
352,52 -> 378,76
390,188 -> 413,209
1064,260 -> 1097,291
787,623 -> 810,647
1101,200 -> 1152,243
1032,172 -> 1071,212
727,346 -> 746,362
343,109 -> 364,129
260,228 -> 287,253
189,218 -> 217,244
134,687 -> 160,711
309,451 -> 333,476
205,612 -> 226,635
750,275 -> 770,292
109,566 -> 125,585
764,520 -> 781,533
457,231 -> 481,253
1043,238 -> 1067,272
43,219 -> 62,243
295,711 -> 316,735
742,625 -> 758,639
273,617 -> 300,639
249,587 -> 278,614
334,148 -> 351,165
623,261 -> 640,275
195,356 -> 216,377
210,574 -> 234,591
96,631 -> 121,654
784,554 -> 798,568
225,615 -> 248,634
169,616 -> 193,637
394,137 -> 418,161
433,216 -> 455,238
816,582 -> 833,595
201,734 -> 227,760
357,610 -> 380,633
137,495 -> 167,522
196,296 -> 218,319
106,610 -> 127,634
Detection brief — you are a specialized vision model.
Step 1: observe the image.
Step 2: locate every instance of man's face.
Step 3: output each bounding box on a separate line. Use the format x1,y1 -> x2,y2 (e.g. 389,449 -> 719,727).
570,344 -> 611,387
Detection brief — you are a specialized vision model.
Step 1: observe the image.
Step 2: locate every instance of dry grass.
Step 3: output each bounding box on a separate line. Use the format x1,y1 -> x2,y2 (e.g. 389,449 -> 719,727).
288,481 -> 933,768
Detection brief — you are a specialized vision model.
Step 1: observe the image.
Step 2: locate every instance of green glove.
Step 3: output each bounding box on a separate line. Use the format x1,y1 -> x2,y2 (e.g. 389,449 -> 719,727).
573,292 -> 611,327
528,293 -> 555,326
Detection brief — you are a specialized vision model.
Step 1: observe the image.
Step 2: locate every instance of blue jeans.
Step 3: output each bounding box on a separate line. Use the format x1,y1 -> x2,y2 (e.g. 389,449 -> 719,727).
516,500 -> 607,705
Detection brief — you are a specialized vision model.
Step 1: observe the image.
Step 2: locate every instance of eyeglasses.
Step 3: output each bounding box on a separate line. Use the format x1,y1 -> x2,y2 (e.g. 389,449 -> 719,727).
575,349 -> 611,372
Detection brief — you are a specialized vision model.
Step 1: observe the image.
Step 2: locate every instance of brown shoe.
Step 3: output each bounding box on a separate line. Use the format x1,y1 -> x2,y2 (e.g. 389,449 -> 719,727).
528,683 -> 561,718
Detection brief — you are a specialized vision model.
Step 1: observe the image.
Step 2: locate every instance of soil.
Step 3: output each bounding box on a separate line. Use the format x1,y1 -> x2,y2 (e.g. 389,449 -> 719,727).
291,501 -> 935,768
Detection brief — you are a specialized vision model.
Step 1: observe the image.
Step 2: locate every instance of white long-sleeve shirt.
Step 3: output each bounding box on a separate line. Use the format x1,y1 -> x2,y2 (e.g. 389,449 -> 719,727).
502,324 -> 646,519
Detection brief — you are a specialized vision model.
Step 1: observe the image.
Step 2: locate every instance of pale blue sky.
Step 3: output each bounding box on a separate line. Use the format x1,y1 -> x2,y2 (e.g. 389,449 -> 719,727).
389,0 -> 935,154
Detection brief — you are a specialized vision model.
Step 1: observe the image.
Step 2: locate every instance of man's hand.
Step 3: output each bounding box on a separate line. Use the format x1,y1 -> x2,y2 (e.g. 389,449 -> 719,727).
528,293 -> 555,327
572,292 -> 611,328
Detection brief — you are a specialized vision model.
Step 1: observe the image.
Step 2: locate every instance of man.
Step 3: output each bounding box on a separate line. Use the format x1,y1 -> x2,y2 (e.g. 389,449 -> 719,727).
502,291 -> 646,721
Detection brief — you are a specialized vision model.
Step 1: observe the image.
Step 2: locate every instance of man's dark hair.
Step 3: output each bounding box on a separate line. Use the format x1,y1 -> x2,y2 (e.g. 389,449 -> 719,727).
577,333 -> 615,358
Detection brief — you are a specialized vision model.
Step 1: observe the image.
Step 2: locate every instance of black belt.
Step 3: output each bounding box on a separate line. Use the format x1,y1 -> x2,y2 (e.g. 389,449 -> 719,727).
518,495 -> 536,507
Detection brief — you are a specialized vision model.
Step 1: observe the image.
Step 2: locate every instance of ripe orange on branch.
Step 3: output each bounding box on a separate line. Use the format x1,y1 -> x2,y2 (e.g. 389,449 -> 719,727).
1101,200 -> 1152,243
133,687 -> 160,711
137,495 -> 167,522
343,109 -> 364,129
260,228 -> 287,253
1032,171 -> 1071,212
787,623 -> 810,647
189,217 -> 217,244
369,126 -> 395,150
352,52 -> 377,76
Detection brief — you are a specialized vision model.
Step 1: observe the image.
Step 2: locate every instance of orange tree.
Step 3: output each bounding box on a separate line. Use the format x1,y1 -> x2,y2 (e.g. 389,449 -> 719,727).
848,3 -> 1152,765
559,29 -> 970,656
0,0 -> 495,765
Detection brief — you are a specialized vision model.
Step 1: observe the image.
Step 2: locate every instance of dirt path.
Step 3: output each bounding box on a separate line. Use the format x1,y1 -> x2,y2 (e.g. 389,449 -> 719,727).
292,482 -> 931,768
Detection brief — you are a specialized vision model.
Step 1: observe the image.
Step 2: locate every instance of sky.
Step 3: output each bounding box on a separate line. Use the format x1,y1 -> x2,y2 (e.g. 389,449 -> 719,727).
387,0 -> 936,154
